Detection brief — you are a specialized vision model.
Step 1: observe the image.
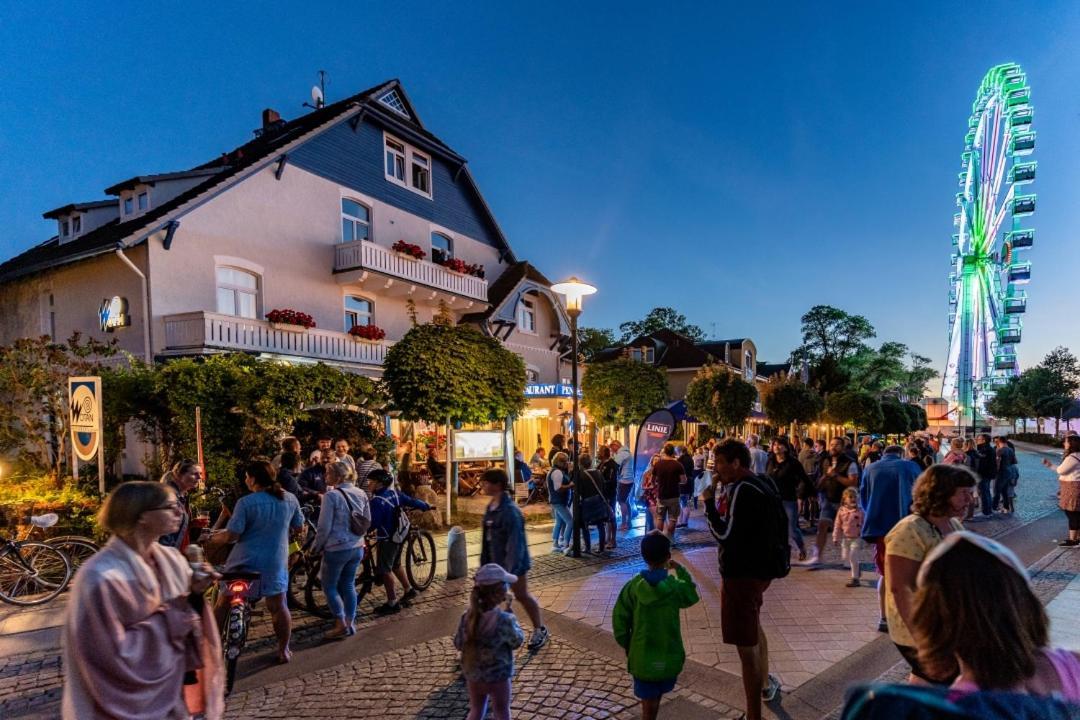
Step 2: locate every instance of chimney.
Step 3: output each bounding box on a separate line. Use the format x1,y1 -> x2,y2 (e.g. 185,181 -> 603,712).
262,108 -> 281,128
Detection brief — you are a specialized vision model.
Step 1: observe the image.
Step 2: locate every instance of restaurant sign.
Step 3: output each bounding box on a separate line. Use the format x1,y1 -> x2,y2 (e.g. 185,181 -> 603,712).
524,383 -> 581,398
98,296 -> 131,332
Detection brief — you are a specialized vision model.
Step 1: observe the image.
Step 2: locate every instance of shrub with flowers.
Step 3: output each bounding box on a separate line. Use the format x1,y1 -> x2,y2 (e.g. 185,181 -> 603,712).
391,240 -> 426,260
349,324 -> 386,341
435,257 -> 485,278
266,309 -> 316,329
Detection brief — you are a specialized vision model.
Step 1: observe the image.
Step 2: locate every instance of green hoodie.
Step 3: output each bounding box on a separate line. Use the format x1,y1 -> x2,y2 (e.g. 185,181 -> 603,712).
612,565 -> 700,681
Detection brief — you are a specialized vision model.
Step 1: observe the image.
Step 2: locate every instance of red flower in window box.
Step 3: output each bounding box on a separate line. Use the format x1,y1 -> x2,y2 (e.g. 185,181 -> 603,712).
391,240 -> 426,260
349,324 -> 386,341
265,309 -> 316,329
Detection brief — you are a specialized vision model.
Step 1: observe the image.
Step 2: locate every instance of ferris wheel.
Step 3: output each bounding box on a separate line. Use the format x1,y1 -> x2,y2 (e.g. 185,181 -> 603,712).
942,63 -> 1036,418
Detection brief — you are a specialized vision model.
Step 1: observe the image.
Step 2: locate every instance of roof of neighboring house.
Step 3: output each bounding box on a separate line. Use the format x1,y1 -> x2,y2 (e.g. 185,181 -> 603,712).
460,261 -> 554,324
42,199 -> 117,219
757,362 -> 792,378
0,79 -> 513,284
104,168 -> 225,195
590,330 -> 761,371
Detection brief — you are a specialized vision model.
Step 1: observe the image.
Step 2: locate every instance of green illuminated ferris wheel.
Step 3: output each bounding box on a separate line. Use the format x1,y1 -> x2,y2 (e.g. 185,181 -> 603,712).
942,63 -> 1035,419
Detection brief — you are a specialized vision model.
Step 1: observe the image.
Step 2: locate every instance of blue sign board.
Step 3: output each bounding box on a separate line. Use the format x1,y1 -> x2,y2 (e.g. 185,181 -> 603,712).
524,383 -> 581,399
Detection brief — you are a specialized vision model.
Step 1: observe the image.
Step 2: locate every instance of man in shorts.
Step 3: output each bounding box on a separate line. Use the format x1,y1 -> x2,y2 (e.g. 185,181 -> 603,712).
702,440 -> 782,720
367,469 -> 431,615
651,444 -> 686,539
809,437 -> 859,565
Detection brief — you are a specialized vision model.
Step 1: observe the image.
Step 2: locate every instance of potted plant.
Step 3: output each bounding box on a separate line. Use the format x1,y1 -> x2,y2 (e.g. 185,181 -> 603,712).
349,324 -> 386,343
266,309 -> 316,332
391,240 -> 426,260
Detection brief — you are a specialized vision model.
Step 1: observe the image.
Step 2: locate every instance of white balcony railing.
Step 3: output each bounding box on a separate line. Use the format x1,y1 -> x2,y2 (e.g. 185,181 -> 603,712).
334,240 -> 488,302
163,311 -> 387,366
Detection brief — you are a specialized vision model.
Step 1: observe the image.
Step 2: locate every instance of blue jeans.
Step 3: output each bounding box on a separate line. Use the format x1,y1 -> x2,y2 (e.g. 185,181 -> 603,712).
783,500 -> 805,552
551,504 -> 573,547
978,479 -> 993,515
320,546 -> 363,623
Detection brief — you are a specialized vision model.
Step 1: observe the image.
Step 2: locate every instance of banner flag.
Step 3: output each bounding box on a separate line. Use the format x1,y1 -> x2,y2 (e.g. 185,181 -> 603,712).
632,408 -> 677,488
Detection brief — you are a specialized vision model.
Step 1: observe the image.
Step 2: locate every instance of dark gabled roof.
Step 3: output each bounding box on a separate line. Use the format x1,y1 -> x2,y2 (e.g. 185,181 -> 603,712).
460,261 -> 553,324
1,79 -> 517,284
757,362 -> 791,378
104,168 -> 224,195
613,328 -> 719,369
42,199 -> 116,219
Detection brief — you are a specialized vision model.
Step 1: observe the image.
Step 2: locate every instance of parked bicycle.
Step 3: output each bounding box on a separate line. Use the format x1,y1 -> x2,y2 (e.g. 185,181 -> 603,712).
0,532 -> 71,606
286,503 -> 330,617
19,513 -> 100,574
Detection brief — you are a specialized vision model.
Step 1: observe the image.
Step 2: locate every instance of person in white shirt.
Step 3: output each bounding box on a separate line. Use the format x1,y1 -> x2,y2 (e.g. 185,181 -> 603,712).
611,440 -> 635,531
747,434 -> 769,475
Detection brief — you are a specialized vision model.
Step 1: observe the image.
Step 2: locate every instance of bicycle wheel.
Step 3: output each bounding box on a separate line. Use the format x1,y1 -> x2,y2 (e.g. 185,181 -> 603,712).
0,542 -> 71,606
355,551 -> 376,603
222,604 -> 248,695
46,537 -> 99,576
405,531 -> 436,590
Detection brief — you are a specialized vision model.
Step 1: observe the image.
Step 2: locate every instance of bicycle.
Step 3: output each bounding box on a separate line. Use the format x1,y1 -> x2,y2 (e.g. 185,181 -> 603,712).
211,570 -> 261,695
286,504 -> 331,617
355,513 -> 438,603
19,513 -> 100,574
0,532 -> 72,606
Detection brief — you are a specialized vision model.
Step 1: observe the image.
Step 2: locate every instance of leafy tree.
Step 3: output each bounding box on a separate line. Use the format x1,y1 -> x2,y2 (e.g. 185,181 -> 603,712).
809,355 -> 852,396
0,333 -> 118,481
907,404 -> 928,431
760,377 -> 824,430
577,327 -> 617,362
878,400 -> 912,435
986,376 -> 1029,432
790,305 -> 876,365
619,307 -> 705,343
823,390 -> 883,433
845,341 -> 908,397
898,353 -> 938,401
1038,346 -> 1080,435
383,322 -> 526,425
685,365 -> 758,433
581,358 -> 668,428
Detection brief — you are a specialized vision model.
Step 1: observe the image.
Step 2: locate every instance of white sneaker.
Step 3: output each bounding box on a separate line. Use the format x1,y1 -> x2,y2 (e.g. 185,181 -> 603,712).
805,549 -> 821,566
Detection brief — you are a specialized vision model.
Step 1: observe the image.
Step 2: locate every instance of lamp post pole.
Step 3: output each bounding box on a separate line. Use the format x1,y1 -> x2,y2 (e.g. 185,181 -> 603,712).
569,310 -> 582,558
550,276 -> 596,561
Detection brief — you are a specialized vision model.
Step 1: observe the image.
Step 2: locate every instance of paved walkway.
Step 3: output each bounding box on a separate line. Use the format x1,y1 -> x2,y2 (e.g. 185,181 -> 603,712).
2,447 -> 1076,719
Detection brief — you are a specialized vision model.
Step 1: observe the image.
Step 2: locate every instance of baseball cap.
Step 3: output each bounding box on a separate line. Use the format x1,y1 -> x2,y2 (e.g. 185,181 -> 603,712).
917,531 -> 1031,589
474,563 -> 517,586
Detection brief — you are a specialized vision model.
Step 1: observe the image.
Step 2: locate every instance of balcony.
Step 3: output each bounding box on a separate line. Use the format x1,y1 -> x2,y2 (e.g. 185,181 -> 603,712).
334,240 -> 488,305
162,311 -> 387,367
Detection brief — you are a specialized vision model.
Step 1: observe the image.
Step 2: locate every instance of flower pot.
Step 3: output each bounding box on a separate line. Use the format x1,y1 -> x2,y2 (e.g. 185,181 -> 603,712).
352,336 -> 382,344
270,322 -> 308,333
394,251 -> 421,261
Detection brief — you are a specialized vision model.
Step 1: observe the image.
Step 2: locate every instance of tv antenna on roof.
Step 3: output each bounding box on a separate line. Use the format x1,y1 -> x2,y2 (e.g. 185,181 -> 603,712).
303,70 -> 328,110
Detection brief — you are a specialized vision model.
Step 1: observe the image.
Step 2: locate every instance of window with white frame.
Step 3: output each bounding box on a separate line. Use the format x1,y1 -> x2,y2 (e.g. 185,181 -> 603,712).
517,297 -> 536,334
123,196 -> 133,215
377,89 -> 410,118
71,216 -> 81,235
60,219 -> 69,237
630,346 -> 655,363
525,367 -> 540,382
744,350 -> 754,381
431,232 -> 452,263
215,266 -> 259,319
384,132 -> 433,199
344,296 -> 373,331
341,199 -> 372,243
385,137 -> 406,183
138,192 -> 148,211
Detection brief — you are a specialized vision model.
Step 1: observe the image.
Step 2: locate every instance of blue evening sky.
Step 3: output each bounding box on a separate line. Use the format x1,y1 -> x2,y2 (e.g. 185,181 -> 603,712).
2,2 -> 1079,384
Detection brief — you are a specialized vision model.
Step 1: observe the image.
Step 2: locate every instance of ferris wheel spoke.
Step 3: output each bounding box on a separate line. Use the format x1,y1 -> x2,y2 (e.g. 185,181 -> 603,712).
985,185 -> 1015,254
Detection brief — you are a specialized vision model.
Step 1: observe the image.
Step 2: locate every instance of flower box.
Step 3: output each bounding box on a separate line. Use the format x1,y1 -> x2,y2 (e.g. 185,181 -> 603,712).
434,257 -> 484,278
391,240 -> 426,260
349,324 -> 386,342
266,308 -> 316,329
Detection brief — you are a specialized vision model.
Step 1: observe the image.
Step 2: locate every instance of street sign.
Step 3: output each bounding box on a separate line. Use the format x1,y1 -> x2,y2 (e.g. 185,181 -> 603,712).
68,376 -> 104,492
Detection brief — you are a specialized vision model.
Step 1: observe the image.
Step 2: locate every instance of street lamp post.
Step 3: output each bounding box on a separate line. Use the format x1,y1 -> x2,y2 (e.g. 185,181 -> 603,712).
551,276 -> 597,559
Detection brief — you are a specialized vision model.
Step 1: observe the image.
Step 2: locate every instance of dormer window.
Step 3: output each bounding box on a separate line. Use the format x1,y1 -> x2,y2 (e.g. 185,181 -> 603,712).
630,347 -> 655,363
517,298 -> 536,334
60,219 -> 70,237
377,89 -> 410,118
123,197 -> 133,215
384,132 -> 433,199
138,192 -> 148,211
71,216 -> 81,235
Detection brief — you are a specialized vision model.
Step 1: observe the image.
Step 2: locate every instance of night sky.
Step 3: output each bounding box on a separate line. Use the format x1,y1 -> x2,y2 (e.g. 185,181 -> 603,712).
2,2 -> 1078,383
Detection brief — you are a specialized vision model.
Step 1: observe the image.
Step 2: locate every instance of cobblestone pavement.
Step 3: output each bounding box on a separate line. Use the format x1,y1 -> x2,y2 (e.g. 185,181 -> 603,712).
1,448 -> 1073,720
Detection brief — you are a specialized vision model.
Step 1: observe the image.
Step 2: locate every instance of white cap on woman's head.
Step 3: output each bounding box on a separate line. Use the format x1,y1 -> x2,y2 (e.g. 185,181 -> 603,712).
917,531 -> 1030,589
474,563 -> 517,587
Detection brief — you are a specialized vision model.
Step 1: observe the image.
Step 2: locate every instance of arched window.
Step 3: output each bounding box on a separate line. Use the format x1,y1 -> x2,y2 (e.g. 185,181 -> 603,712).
431,232 -> 453,264
216,267 -> 259,318
744,350 -> 754,381
517,297 -> 536,334
341,199 -> 371,243
344,296 -> 374,331
525,367 -> 540,382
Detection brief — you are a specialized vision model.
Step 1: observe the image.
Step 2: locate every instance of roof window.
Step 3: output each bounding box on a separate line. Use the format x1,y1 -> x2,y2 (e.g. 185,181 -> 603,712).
377,89 -> 410,118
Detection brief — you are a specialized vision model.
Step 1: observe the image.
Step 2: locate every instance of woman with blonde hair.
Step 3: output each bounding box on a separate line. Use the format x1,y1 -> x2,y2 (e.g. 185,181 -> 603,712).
63,481 -> 223,719
313,461 -> 370,639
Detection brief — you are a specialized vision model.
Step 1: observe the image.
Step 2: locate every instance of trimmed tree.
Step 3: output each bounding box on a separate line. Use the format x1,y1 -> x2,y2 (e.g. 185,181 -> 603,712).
823,390 -> 883,433
383,322 -> 526,425
760,377 -> 823,432
582,358 -> 668,428
685,365 -> 758,434
878,399 -> 912,435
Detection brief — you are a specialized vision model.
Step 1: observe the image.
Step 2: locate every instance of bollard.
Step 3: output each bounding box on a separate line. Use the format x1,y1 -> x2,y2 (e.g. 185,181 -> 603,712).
446,525 -> 468,579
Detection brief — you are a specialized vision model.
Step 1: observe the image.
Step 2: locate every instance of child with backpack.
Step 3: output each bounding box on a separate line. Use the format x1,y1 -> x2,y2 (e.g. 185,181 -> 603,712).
833,487 -> 866,588
612,531 -> 700,720
453,563 -> 525,720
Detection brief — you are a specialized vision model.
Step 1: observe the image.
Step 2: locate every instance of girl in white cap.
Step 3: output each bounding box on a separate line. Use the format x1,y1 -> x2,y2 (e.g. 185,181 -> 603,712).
912,531 -> 1080,699
453,563 -> 526,720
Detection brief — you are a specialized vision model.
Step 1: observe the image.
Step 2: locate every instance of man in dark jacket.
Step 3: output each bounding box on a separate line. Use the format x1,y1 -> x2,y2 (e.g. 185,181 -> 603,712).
702,440 -> 781,720
367,469 -> 431,615
974,434 -> 997,517
993,436 -> 1018,513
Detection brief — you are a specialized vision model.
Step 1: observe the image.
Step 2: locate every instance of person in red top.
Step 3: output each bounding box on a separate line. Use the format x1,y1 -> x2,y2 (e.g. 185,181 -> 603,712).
652,444 -> 687,540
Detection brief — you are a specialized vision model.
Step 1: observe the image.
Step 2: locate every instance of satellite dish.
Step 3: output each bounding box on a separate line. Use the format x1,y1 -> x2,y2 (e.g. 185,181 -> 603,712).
311,85 -> 324,107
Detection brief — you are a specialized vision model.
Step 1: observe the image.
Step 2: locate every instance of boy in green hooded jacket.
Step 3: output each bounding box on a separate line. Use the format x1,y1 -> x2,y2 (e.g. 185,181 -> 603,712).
612,531 -> 700,719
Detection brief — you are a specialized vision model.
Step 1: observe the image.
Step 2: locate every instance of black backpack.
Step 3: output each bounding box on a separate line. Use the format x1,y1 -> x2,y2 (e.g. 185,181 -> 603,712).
743,474 -> 791,579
